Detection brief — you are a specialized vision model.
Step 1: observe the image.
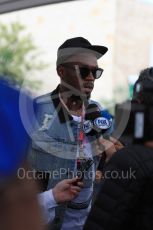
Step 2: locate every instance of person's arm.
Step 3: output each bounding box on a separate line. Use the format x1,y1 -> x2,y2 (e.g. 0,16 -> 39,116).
38,178 -> 83,224
38,189 -> 57,224
95,136 -> 124,166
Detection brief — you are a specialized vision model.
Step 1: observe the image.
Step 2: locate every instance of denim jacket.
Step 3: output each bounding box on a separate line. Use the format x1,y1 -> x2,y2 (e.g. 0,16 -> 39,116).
29,85 -> 104,228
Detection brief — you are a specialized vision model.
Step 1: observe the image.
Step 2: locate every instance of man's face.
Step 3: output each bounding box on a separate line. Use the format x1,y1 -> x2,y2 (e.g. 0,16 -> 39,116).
58,53 -> 100,99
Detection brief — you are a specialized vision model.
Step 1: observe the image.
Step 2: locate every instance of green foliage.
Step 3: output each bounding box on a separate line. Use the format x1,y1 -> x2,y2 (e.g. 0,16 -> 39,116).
0,21 -> 48,89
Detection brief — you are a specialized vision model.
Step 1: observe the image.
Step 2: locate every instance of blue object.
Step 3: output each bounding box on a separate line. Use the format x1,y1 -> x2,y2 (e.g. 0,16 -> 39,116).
0,79 -> 29,177
100,109 -> 114,136
100,109 -> 113,120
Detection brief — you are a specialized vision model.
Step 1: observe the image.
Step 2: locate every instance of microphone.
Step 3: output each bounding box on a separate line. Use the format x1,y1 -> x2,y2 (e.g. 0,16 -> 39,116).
84,103 -> 113,170
83,103 -> 112,138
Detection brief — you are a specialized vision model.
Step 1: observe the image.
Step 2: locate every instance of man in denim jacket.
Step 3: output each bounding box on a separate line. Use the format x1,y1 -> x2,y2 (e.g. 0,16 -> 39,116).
29,37 -> 108,229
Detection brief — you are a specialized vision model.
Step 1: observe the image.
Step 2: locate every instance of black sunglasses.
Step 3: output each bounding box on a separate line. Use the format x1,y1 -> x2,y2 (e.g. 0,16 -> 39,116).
62,63 -> 103,79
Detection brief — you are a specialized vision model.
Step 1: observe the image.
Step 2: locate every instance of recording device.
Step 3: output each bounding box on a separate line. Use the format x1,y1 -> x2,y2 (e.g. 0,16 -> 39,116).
77,158 -> 93,180
115,80 -> 153,145
74,104 -> 113,183
84,103 -> 113,138
83,104 -> 113,171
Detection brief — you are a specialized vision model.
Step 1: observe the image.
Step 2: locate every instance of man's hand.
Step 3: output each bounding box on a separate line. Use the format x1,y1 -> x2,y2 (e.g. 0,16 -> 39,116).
109,136 -> 124,151
52,178 -> 83,204
98,136 -> 124,162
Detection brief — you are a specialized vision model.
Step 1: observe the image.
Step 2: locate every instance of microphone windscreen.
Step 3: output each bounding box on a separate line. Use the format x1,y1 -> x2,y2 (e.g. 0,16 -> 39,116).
84,103 -> 101,136
85,103 -> 101,120
84,104 -> 113,137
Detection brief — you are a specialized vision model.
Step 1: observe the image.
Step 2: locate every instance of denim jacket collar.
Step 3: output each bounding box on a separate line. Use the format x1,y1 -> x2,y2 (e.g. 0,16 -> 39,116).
50,85 -> 73,123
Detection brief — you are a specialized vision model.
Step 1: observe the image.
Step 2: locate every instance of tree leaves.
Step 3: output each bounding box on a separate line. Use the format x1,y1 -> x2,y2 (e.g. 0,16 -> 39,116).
0,21 -> 49,90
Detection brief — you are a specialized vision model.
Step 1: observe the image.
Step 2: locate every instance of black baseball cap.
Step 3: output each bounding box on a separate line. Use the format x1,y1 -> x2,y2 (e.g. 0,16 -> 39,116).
57,37 -> 108,66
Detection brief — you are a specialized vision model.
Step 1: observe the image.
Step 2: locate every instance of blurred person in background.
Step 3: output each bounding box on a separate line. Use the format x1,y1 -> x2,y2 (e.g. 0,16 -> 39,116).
133,67 -> 153,104
0,78 -> 43,230
84,67 -> 153,230
0,78 -> 83,230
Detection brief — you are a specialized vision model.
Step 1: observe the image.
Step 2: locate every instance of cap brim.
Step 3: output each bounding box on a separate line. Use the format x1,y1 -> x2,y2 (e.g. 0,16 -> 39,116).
87,45 -> 108,59
57,45 -> 108,66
